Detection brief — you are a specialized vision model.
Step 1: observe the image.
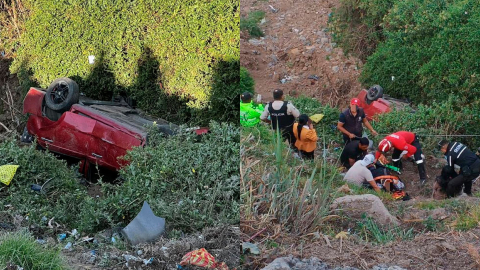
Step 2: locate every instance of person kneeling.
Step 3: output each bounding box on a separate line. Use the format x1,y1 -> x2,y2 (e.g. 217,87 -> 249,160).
343,154 -> 380,192
293,114 -> 318,160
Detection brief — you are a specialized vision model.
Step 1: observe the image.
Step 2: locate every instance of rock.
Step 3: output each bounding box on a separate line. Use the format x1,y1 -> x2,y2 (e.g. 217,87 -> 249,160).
320,38 -> 329,44
372,266 -> 408,270
273,72 -> 280,81
262,257 -> 292,270
249,39 -> 265,46
430,208 -> 447,220
337,184 -> 352,194
332,66 -> 340,73
330,194 -> 400,226
289,48 -> 301,56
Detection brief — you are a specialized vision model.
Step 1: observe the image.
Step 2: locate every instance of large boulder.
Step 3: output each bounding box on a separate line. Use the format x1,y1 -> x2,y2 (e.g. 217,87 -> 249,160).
330,194 -> 399,226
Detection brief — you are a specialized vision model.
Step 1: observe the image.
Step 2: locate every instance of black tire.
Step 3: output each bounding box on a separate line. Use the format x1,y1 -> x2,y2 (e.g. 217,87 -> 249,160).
367,85 -> 384,101
45,77 -> 79,112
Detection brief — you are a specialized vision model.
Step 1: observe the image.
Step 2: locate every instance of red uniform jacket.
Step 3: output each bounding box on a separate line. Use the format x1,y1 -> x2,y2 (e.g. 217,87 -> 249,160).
375,131 -> 416,159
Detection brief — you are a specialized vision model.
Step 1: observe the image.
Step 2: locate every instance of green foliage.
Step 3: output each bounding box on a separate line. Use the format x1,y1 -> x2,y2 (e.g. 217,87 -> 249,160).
10,0 -> 239,124
371,97 -> 480,150
240,10 -> 265,37
0,230 -> 67,270
329,0 -> 395,60
290,96 -> 342,143
0,139 -> 89,228
100,122 -> 240,233
359,0 -> 480,106
241,127 -> 339,234
356,216 -> 415,244
240,67 -> 255,94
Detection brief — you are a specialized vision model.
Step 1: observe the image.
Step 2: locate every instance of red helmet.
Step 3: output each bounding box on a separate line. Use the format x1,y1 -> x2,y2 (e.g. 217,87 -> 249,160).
378,139 -> 392,153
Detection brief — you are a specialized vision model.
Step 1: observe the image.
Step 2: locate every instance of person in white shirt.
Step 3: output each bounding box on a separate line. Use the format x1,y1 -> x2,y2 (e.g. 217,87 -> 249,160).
344,154 -> 380,192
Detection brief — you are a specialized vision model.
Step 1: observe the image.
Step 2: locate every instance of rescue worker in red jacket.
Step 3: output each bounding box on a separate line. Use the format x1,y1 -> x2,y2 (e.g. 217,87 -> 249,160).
375,131 -> 427,185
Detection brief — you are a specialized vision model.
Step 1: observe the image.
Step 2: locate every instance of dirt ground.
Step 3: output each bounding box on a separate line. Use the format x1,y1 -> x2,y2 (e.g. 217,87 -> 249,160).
0,57 -> 22,138
241,0 -> 364,108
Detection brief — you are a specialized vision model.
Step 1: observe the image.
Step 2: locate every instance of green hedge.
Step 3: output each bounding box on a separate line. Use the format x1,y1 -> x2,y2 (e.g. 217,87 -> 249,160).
10,0 -> 239,125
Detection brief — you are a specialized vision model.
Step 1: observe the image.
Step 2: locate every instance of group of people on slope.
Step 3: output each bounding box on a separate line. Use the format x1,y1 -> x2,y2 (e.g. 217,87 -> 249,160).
240,88 -> 480,198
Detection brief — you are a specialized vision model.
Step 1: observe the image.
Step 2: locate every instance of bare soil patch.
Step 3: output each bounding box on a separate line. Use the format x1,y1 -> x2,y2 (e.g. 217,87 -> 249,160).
241,0 -> 363,108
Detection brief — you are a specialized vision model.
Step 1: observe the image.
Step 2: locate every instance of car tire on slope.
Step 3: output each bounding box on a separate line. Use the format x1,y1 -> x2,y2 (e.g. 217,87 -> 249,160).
366,85 -> 384,101
45,77 -> 80,112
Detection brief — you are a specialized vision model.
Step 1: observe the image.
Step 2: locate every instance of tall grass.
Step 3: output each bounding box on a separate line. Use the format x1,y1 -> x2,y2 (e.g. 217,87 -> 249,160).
241,127 -> 338,234
0,230 -> 67,270
356,216 -> 415,244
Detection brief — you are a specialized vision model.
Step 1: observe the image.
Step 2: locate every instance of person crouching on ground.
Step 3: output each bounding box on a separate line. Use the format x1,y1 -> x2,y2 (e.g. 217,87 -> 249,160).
292,114 -> 318,160
340,137 -> 369,169
437,140 -> 480,197
240,92 -> 264,127
344,154 -> 380,192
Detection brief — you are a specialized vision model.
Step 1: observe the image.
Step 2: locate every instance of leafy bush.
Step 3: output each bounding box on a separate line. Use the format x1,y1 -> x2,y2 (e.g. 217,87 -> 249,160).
0,139 -> 89,228
329,0 -> 395,60
0,230 -> 67,270
9,0 -> 239,124
359,0 -> 480,106
290,96 -> 342,143
97,122 -> 240,233
240,66 -> 255,94
240,10 -> 265,37
371,97 -> 480,151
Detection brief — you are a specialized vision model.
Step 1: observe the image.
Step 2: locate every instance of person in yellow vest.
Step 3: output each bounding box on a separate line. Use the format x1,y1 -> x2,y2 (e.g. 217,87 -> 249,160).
240,92 -> 264,127
293,114 -> 318,160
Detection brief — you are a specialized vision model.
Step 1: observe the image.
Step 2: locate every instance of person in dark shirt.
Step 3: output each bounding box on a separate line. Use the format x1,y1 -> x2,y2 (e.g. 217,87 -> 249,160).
337,98 -> 378,144
340,137 -> 369,169
437,140 -> 480,197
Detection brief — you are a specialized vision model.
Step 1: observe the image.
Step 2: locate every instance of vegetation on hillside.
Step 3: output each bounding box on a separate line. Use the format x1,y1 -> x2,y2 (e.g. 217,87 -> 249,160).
1,0 -> 240,125
0,123 -> 239,235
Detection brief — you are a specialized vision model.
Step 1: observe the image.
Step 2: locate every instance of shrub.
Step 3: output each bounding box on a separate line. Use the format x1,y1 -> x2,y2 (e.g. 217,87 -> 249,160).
0,230 -> 67,270
240,66 -> 255,94
10,0 -> 239,124
329,0 -> 395,60
98,122 -> 240,233
0,138 -> 89,228
240,10 -> 265,38
360,0 -> 480,106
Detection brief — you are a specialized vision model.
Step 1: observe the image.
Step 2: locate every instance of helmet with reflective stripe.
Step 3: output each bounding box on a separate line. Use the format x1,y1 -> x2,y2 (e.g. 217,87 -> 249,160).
378,139 -> 392,153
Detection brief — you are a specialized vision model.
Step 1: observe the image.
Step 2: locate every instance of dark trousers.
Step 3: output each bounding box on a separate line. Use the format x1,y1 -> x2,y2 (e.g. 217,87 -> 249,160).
342,133 -> 361,145
392,135 -> 426,180
440,171 -> 476,197
300,151 -> 314,160
281,125 -> 297,150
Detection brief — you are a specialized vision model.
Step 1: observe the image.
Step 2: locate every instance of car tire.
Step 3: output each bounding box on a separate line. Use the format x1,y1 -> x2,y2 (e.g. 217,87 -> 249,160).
366,85 -> 384,101
45,77 -> 80,112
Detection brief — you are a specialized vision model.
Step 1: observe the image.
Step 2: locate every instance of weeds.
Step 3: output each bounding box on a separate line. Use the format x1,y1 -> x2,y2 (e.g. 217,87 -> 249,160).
356,216 -> 415,244
0,230 -> 67,270
241,127 -> 338,234
452,203 -> 480,231
240,11 -> 265,37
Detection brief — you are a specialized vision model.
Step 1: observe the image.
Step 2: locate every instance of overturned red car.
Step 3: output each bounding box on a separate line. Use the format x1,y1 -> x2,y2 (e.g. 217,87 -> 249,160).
356,85 -> 411,121
23,77 -> 208,177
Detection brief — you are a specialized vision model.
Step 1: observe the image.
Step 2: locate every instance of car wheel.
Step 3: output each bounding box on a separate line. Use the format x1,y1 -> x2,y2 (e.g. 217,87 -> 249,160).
45,77 -> 80,112
366,85 -> 384,101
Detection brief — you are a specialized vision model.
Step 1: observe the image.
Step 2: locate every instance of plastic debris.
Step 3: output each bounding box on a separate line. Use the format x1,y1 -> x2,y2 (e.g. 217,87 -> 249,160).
58,234 -> 67,241
71,229 -> 78,236
36,239 -> 46,245
0,165 -> 19,186
41,216 -> 47,222
64,242 -> 72,249
121,201 -> 165,245
180,248 -> 229,270
310,114 -> 324,123
242,242 -> 260,255
111,237 -> 116,243
31,184 -> 42,192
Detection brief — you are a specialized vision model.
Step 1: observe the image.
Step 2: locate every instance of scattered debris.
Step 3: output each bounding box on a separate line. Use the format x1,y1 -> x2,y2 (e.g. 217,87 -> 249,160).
242,242 -> 260,255
121,201 -> 165,245
180,248 -> 229,270
64,242 -> 72,250
268,5 -> 278,13
0,165 -> 19,185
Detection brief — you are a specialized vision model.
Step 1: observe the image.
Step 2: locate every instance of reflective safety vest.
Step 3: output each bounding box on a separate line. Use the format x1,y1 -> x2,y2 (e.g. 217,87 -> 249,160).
240,102 -> 264,127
